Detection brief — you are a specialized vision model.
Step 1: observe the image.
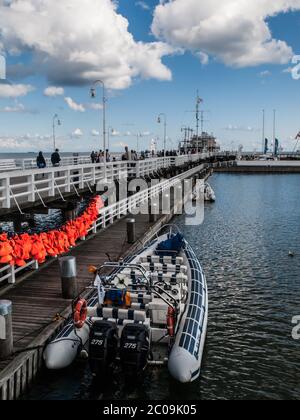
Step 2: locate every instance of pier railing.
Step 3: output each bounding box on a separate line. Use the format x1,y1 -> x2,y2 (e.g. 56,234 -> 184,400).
19,155 -> 92,170
0,154 -> 212,210
0,161 -> 208,286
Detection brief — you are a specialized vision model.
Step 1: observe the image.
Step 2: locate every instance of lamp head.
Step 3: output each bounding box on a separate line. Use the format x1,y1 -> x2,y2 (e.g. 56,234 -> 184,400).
157,117 -> 161,124
90,88 -> 96,99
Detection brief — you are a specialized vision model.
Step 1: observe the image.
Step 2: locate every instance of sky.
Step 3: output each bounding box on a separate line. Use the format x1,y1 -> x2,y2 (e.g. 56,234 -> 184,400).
0,0 -> 300,153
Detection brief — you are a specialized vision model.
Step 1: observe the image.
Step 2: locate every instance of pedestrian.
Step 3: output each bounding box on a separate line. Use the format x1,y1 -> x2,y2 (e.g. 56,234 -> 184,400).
99,152 -> 105,164
91,151 -> 96,164
51,149 -> 61,167
36,151 -> 46,169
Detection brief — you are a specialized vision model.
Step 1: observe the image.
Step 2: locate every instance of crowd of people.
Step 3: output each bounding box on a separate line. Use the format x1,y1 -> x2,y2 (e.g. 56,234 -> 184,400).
35,146 -> 197,170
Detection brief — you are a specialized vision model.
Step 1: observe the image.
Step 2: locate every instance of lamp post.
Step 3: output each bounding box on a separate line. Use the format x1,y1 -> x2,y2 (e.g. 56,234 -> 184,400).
108,126 -> 114,152
157,113 -> 167,157
90,80 -> 107,176
52,114 -> 61,151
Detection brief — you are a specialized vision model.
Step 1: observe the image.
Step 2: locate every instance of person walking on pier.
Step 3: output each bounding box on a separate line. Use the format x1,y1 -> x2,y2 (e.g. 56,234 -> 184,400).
36,151 -> 46,169
51,149 -> 61,167
91,151 -> 96,164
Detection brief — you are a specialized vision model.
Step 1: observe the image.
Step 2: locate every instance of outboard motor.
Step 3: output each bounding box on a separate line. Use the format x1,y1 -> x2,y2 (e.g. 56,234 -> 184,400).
120,324 -> 150,376
89,320 -> 118,376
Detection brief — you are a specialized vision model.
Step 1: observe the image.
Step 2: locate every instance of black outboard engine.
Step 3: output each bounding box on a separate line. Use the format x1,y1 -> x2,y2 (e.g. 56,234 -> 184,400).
120,324 -> 150,376
89,320 -> 118,376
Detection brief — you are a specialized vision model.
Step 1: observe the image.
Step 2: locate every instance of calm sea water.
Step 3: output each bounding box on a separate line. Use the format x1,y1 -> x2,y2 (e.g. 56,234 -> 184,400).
24,173 -> 300,400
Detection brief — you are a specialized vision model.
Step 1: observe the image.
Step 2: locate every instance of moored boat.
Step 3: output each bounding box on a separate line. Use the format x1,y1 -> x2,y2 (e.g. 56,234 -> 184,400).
43,226 -> 208,383
193,182 -> 216,203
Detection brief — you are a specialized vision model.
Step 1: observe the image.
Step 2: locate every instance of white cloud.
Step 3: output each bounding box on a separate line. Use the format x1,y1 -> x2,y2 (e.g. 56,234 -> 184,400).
152,0 -> 299,68
64,97 -> 85,112
196,52 -> 209,66
282,67 -> 293,74
0,83 -> 34,98
44,86 -> 65,97
259,70 -> 272,77
0,102 -> 25,113
91,129 -> 100,136
136,1 -> 150,11
86,103 -> 103,110
72,128 -> 83,138
0,133 -> 53,150
0,0 -> 172,89
224,125 -> 259,132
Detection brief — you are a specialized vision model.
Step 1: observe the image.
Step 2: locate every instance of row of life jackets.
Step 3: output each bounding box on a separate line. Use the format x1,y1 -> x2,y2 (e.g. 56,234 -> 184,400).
0,195 -> 104,267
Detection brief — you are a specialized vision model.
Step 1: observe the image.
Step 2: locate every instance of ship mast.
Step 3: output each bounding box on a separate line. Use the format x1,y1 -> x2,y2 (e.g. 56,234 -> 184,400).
196,91 -> 203,153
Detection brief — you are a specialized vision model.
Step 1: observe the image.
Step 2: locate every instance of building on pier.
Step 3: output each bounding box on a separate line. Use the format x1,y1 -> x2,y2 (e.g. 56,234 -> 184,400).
191,132 -> 220,153
180,132 -> 220,153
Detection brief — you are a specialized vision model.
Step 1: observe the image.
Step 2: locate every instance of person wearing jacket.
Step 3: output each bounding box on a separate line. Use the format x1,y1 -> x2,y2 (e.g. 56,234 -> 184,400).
36,151 -> 46,169
51,149 -> 61,167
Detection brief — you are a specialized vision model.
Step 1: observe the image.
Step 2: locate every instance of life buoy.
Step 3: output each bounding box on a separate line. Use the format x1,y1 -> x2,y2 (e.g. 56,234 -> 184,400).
73,298 -> 88,329
167,306 -> 176,338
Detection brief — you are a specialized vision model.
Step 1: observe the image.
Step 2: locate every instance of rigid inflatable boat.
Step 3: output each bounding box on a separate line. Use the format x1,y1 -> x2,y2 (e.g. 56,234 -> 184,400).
43,226 -> 208,383
193,182 -> 216,203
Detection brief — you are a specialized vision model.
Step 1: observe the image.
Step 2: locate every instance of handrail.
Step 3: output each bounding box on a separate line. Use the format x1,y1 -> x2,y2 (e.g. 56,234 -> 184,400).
0,161 -> 207,286
0,154 -> 215,209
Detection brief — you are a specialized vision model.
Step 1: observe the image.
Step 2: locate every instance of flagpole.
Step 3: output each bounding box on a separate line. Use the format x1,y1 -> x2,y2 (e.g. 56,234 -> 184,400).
262,109 -> 265,154
273,109 -> 276,156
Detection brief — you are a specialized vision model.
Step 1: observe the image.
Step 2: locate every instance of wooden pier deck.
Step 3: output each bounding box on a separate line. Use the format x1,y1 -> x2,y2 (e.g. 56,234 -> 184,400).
0,212 -> 172,400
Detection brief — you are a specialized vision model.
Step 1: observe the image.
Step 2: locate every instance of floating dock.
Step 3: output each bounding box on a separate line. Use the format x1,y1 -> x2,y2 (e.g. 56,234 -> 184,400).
216,160 -> 300,173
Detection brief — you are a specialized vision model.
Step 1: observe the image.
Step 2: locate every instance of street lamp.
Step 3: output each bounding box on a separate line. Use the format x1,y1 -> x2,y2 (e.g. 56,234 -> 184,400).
52,114 -> 61,151
108,126 -> 114,151
90,80 -> 107,174
157,113 -> 167,157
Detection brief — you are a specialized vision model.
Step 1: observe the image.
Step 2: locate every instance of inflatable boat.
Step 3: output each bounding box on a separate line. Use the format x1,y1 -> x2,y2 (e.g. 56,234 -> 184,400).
193,182 -> 216,203
43,226 -> 208,383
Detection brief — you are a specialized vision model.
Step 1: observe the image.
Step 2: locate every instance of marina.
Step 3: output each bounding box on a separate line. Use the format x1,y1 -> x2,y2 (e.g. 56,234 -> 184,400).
17,173 -> 300,401
0,156 -> 231,399
0,0 -> 299,403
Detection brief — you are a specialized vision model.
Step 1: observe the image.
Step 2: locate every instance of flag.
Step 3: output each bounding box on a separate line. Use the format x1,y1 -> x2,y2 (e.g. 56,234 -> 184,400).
264,138 -> 269,154
274,139 -> 279,156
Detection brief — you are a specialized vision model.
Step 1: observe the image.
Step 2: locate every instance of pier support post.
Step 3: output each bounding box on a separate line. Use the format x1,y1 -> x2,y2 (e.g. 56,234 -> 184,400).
0,300 -> 13,359
126,218 -> 136,244
59,256 -> 78,299
149,203 -> 158,223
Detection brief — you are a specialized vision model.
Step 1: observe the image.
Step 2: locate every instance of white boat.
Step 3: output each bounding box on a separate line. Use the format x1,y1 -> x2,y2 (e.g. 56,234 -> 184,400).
204,183 -> 216,202
43,226 -> 208,383
193,182 -> 216,203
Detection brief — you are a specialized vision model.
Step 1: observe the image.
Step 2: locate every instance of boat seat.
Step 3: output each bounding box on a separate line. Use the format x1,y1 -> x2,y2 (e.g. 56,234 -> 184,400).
91,317 -> 151,337
141,262 -> 187,274
127,293 -> 152,304
88,307 -> 146,322
139,255 -> 184,265
151,272 -> 188,284
130,302 -> 149,311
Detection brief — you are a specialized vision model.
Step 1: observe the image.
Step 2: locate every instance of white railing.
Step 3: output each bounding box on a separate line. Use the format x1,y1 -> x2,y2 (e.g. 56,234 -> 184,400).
0,154 -> 211,210
0,151 -> 224,172
18,155 -> 92,170
0,162 -> 207,285
90,163 -> 206,231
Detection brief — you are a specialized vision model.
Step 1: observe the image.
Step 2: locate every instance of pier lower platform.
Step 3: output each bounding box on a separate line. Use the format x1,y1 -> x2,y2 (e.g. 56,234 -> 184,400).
215,160 -> 300,173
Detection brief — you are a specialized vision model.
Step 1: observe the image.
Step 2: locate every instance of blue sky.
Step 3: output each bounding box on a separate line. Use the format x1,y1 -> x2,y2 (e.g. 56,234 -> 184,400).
0,0 -> 300,153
